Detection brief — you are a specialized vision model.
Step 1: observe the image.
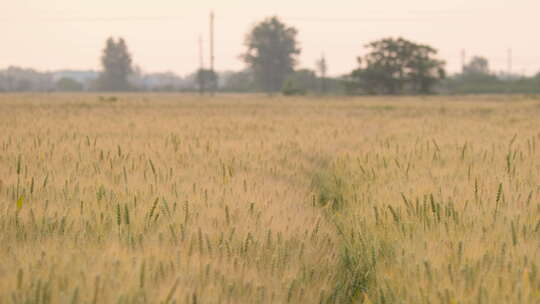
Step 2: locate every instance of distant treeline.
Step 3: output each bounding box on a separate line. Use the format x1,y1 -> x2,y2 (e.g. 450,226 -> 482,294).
1,17 -> 539,95
2,65 -> 538,95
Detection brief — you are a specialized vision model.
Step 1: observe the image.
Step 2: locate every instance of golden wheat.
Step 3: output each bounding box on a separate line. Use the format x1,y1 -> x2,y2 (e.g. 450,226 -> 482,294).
0,93 -> 539,303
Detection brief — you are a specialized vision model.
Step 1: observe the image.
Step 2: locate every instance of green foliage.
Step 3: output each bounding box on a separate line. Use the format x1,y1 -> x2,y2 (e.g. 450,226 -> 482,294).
0,67 -> 54,92
98,96 -> 118,103
196,69 -> 218,94
350,37 -> 446,95
287,69 -> 317,94
97,37 -> 134,91
441,56 -> 540,94
282,69 -> 346,95
242,16 -> 301,93
311,169 -> 346,211
282,79 -> 306,96
220,69 -> 256,92
311,165 -> 379,303
442,74 -> 540,94
55,77 -> 83,92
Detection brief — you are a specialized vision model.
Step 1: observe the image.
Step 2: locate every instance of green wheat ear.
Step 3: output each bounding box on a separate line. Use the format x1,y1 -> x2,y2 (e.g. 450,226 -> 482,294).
16,195 -> 24,211
116,203 -> 121,226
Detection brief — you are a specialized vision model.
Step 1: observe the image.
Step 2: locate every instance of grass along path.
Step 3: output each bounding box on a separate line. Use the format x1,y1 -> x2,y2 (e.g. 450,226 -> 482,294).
312,98 -> 540,303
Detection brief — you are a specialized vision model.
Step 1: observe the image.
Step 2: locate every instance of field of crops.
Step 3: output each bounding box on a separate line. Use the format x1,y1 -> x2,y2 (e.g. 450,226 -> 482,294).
0,94 -> 539,303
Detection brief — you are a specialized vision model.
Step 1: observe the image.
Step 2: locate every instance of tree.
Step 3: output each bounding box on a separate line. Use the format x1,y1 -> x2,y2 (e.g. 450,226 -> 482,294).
282,69 -> 319,95
441,56 -> 504,94
196,69 -> 218,95
56,77 -> 83,91
221,69 -> 256,92
0,66 -> 54,92
97,37 -> 133,91
350,37 -> 445,95
463,56 -> 490,76
242,16 -> 301,93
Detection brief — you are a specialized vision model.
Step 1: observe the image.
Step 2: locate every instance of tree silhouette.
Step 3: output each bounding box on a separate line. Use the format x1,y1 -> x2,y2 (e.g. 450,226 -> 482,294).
351,37 -> 445,94
196,69 -> 218,95
242,16 -> 301,93
97,37 -> 133,91
463,56 -> 490,76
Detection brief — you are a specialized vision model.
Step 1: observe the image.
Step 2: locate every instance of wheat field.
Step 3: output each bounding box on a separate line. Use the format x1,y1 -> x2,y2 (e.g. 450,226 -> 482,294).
0,93 -> 539,304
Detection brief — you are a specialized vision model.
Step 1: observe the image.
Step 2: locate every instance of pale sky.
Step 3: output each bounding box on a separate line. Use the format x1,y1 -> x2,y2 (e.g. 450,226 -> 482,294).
1,0 -> 539,76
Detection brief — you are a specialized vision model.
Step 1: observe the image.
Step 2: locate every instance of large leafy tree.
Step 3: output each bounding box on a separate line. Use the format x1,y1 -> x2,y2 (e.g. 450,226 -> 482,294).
97,37 -> 133,91
242,16 -> 301,93
350,37 -> 445,94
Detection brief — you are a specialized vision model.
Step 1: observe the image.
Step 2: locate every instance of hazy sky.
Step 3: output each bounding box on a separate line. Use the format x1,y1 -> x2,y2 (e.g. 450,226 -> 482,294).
2,0 -> 539,76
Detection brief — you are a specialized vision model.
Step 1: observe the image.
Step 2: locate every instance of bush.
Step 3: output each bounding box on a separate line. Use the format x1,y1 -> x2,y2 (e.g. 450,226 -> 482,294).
281,79 -> 306,96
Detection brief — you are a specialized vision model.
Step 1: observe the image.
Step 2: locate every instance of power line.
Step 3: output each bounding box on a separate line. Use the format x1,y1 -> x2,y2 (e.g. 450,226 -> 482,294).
0,11 -> 477,24
285,16 -> 448,23
0,16 -> 186,23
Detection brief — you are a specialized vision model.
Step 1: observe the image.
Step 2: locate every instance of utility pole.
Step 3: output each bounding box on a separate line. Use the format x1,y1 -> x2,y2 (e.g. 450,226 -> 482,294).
507,48 -> 512,78
198,35 -> 205,95
461,49 -> 467,73
316,53 -> 327,95
210,11 -> 216,95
